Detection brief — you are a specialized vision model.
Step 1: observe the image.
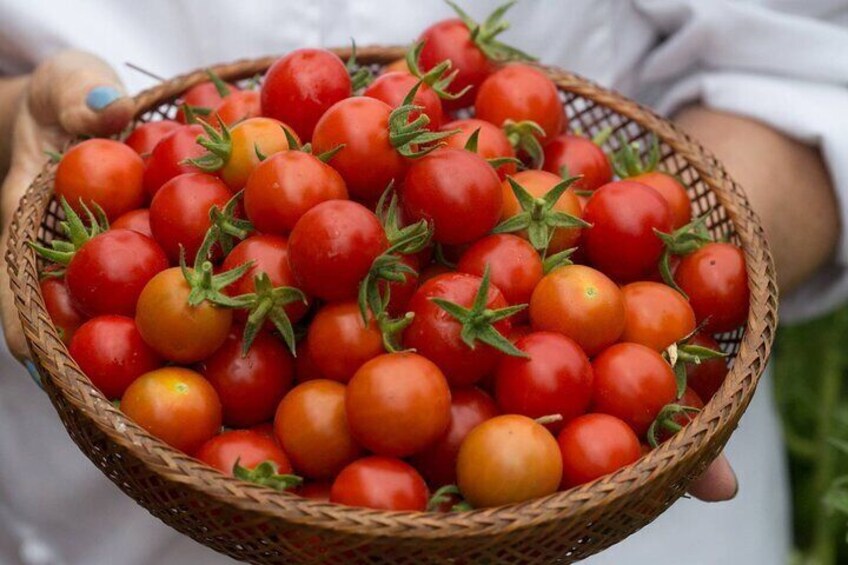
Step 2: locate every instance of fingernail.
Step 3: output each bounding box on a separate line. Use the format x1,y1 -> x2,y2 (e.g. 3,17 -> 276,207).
85,85 -> 122,111
23,359 -> 44,390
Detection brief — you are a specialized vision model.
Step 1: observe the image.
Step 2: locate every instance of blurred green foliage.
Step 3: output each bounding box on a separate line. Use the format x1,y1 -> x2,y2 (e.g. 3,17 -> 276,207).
775,307 -> 848,564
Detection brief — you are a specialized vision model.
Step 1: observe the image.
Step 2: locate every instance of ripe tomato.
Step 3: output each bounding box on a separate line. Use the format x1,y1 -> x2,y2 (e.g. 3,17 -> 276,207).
675,242 -> 749,333
135,267 -> 232,363
288,200 -> 388,301
176,79 -> 239,122
457,414 -> 562,508
402,148 -> 502,245
500,170 -> 583,253
69,315 -> 162,399
196,429 -> 292,476
530,265 -> 625,356
685,333 -> 728,401
142,124 -> 207,196
557,413 -> 642,488
364,71 -> 444,129
475,64 -> 564,143
124,120 -> 181,157
592,343 -> 678,436
261,49 -> 351,140
299,482 -> 332,501
56,139 -> 145,220
441,118 -> 517,179
244,150 -> 347,234
330,456 -> 428,511
381,253 -> 420,317
583,181 -> 673,282
346,353 -> 451,457
212,90 -> 261,128
412,387 -> 499,486
65,229 -> 168,317
311,97 -> 405,203
621,281 -> 696,352
294,337 -> 324,383
201,330 -> 294,428
494,332 -> 593,432
307,302 -> 384,384
121,367 -> 222,453
457,234 -> 543,310
111,209 -> 152,238
40,278 -> 85,344
654,387 -> 704,444
149,172 -> 233,263
274,380 -> 363,479
404,273 -> 513,386
215,117 -> 297,190
543,134 -> 612,192
630,171 -> 691,230
418,19 -> 491,109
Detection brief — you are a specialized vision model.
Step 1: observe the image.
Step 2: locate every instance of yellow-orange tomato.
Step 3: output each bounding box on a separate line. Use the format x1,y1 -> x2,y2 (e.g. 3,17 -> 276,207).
621,282 -> 696,352
501,169 -> 583,253
274,380 -> 363,479
457,415 -> 562,508
121,367 -> 222,453
219,117 -> 298,189
530,265 -> 625,356
135,267 -> 232,363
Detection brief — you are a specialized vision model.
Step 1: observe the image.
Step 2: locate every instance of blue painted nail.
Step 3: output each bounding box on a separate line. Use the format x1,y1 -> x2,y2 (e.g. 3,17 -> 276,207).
23,359 -> 44,390
85,85 -> 121,111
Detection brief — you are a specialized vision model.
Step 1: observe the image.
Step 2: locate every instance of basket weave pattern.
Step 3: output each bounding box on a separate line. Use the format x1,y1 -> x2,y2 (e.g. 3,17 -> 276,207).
5,46 -> 778,563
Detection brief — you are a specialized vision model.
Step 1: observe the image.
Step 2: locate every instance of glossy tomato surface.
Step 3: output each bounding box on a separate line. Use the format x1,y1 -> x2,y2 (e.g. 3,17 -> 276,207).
40,277 -> 85,344
441,118 -> 517,179
543,134 -> 612,192
111,209 -> 152,238
363,72 -> 444,129
330,456 -> 429,511
142,125 -> 206,196
217,117 -> 296,190
196,429 -> 292,476
557,413 -> 642,488
457,234 -> 543,310
621,281 -> 696,352
307,301 -> 384,383
124,120 -> 181,157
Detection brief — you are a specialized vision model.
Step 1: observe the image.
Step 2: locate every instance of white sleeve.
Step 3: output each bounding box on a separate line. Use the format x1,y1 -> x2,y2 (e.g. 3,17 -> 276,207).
633,0 -> 848,323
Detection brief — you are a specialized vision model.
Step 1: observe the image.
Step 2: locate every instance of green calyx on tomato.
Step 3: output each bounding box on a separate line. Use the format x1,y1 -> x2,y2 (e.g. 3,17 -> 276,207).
177,102 -> 212,126
503,120 -> 546,168
654,215 -> 713,295
612,134 -> 660,179
279,126 -> 345,164
646,403 -> 701,448
345,39 -> 374,92
195,191 -> 254,260
178,246 -> 253,309
427,484 -> 473,512
463,128 -> 523,171
492,175 -> 590,255
388,82 -> 459,158
406,41 -> 471,101
664,339 -> 728,398
30,197 -> 109,272
446,0 -> 536,63
232,272 -> 307,356
232,459 -> 303,491
185,116 -> 233,172
430,266 -> 529,358
542,247 -> 576,274
205,68 -> 232,98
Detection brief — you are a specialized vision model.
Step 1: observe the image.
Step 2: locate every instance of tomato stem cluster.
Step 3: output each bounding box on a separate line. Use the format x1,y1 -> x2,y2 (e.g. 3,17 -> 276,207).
654,215 -> 713,296
30,198 -> 109,273
447,0 -> 535,63
406,41 -> 470,101
232,459 -> 303,492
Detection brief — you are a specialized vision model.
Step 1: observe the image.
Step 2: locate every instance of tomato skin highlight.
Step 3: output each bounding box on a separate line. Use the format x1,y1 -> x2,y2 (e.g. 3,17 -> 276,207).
330,456 -> 429,511
456,414 -> 562,508
364,72 -> 444,129
124,120 -> 181,157
457,234 -> 543,311
557,413 -> 642,488
630,171 -> 691,230
261,48 -> 351,141
275,380 -> 363,480
442,118 -> 517,179
346,352 -> 451,458
142,125 -> 207,197
40,278 -> 85,344
69,315 -> 162,399
121,367 -> 222,454
494,332 -> 593,432
685,333 -> 728,401
55,139 -> 146,221
307,302 -> 384,384
196,429 -> 293,476
592,343 -> 678,436
621,281 -> 696,352
111,209 -> 152,238
543,134 -> 612,192
65,229 -> 168,317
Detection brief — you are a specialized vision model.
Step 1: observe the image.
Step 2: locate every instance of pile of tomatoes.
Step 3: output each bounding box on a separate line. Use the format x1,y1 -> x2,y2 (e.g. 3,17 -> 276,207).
35,1 -> 748,512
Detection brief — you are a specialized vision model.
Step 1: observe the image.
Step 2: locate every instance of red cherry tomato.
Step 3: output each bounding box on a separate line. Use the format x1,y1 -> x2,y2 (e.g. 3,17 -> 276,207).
69,315 -> 162,399
201,330 -> 294,428
621,281 -> 696,352
124,120 -> 181,157
261,49 -> 351,140
592,343 -> 678,436
40,278 -> 85,344
196,429 -> 292,476
442,118 -> 517,179
56,139 -> 146,221
288,200 -> 388,301
583,181 -> 673,282
404,272 -> 513,387
475,64 -> 564,143
543,134 -> 612,192
675,242 -> 749,333
293,337 -> 324,383
530,265 -> 626,356
381,253 -> 420,318
307,301 -> 384,384
244,150 -> 347,235
111,209 -> 152,238
176,79 -> 239,123
685,333 -> 728,401
557,413 -> 642,488
346,352 -> 451,457
212,90 -> 261,128
275,380 -> 363,480
330,456 -> 429,511
142,124 -> 207,197
149,172 -> 233,263
654,387 -> 704,444
630,171 -> 691,230
364,71 -> 444,129
457,234 -> 543,310
412,387 -> 499,486
402,148 -> 502,245
495,332 -> 593,432
65,229 -> 168,317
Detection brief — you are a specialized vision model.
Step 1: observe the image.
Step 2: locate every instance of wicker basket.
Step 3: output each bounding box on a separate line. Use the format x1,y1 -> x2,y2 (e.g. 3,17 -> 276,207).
5,46 -> 778,564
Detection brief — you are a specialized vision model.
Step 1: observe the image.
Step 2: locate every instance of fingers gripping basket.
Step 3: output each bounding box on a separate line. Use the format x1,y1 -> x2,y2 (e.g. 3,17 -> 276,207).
6,46 -> 778,564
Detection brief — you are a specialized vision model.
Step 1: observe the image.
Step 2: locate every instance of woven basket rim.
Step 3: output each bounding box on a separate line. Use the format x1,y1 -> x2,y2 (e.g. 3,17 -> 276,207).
5,45 -> 778,540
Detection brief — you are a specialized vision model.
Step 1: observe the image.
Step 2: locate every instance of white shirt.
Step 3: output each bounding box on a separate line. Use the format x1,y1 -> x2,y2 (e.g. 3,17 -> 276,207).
2,0 -> 845,563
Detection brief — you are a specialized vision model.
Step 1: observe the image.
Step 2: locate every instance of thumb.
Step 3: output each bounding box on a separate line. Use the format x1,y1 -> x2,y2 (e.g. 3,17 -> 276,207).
28,50 -> 134,137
